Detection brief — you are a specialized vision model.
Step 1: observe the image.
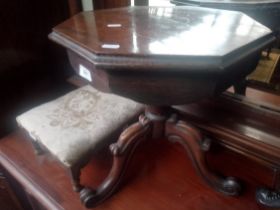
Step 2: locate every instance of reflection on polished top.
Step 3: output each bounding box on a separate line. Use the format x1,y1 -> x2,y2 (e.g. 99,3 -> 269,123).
52,6 -> 271,57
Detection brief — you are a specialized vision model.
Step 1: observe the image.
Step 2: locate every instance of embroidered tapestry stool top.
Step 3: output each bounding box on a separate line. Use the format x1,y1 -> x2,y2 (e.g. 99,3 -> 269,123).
16,85 -> 144,168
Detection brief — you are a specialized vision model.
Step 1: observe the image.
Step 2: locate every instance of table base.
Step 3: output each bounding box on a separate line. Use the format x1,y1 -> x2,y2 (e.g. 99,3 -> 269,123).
79,106 -> 242,208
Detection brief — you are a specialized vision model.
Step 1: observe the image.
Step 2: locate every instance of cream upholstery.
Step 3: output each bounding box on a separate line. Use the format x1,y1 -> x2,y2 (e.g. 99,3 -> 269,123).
16,85 -> 144,167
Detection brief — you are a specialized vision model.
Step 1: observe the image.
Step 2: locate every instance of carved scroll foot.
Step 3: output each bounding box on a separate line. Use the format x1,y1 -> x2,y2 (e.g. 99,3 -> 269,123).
80,115 -> 152,208
165,115 -> 241,196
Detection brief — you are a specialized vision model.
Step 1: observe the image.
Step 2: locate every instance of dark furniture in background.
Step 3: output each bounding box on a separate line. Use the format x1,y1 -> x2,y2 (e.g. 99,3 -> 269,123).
94,0 -> 131,9
0,0 -> 132,137
0,1 -> 77,207
0,0 -> 74,137
0,0 -> 84,208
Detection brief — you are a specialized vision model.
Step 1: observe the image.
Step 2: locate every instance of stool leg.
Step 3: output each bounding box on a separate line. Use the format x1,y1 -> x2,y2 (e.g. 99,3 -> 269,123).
68,166 -> 82,192
233,79 -> 247,96
79,115 -> 152,208
30,140 -> 45,155
165,115 -> 241,196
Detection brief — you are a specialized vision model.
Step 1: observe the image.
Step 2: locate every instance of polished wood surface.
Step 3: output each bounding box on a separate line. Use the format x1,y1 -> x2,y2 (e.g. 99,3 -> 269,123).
51,7 -> 272,58
0,130 -> 275,210
49,7 -> 275,105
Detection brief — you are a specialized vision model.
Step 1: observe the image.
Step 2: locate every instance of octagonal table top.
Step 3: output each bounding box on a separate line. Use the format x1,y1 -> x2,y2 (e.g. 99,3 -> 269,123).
49,6 -> 275,105
50,6 -> 274,71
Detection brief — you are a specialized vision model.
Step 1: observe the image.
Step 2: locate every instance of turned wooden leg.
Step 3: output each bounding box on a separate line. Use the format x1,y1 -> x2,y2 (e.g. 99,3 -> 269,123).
30,140 -> 45,155
233,79 -> 247,96
165,115 -> 241,196
80,115 -> 152,208
68,166 -> 82,192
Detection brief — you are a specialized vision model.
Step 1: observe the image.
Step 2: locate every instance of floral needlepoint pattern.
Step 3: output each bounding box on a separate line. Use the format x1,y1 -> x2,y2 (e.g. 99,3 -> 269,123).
16,85 -> 144,166
48,89 -> 101,129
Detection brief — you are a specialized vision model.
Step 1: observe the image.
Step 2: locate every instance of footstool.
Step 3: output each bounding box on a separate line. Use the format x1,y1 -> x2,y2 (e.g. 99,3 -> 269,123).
16,85 -> 144,192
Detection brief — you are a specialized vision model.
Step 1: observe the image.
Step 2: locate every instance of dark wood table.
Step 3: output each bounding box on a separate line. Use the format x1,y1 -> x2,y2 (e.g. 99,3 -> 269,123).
49,6 -> 275,208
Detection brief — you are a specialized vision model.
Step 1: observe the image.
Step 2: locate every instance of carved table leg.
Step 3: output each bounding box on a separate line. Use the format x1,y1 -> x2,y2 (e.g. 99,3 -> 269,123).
165,114 -> 241,196
80,115 -> 152,208
80,106 -> 242,208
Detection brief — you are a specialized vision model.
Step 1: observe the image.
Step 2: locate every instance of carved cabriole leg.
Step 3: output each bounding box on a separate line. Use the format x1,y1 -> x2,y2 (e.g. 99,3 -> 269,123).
165,115 -> 241,196
80,115 -> 152,208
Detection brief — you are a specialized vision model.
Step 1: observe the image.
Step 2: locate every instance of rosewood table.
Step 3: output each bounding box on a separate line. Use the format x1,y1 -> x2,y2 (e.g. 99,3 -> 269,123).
49,6 -> 275,208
